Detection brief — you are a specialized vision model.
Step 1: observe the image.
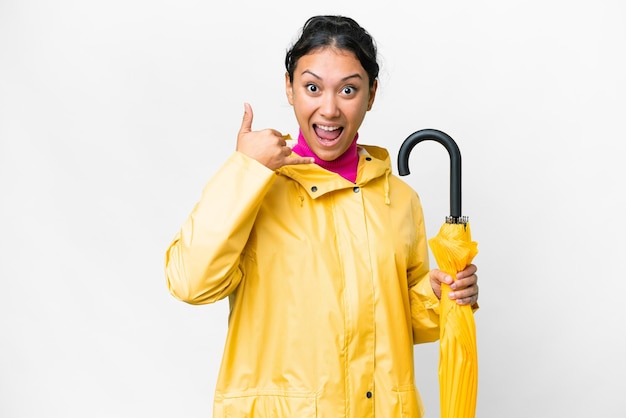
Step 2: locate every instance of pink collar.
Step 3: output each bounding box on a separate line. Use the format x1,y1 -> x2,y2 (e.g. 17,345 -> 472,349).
291,130 -> 359,183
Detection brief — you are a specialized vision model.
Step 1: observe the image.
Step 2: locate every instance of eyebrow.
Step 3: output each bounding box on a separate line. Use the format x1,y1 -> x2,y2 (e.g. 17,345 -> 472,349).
301,70 -> 363,82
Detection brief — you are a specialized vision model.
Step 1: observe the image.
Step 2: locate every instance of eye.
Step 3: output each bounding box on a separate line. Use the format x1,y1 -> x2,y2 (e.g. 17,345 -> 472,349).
342,86 -> 356,95
306,83 -> 319,93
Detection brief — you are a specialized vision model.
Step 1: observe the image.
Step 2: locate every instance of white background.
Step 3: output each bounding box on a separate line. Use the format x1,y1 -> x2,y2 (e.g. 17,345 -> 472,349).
1,0 -> 625,417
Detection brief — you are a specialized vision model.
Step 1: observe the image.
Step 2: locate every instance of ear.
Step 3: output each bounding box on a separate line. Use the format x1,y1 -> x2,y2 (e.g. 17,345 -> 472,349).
367,79 -> 378,111
285,72 -> 294,105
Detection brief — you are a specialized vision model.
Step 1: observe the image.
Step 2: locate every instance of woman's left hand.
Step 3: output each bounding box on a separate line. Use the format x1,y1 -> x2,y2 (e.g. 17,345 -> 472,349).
430,264 -> 479,306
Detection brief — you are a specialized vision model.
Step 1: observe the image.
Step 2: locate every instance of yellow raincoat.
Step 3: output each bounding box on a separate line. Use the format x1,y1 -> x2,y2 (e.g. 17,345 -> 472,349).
165,145 -> 440,417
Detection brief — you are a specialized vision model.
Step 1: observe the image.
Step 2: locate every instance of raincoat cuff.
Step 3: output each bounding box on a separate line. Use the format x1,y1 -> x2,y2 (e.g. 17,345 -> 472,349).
234,151 -> 275,174
421,274 -> 441,314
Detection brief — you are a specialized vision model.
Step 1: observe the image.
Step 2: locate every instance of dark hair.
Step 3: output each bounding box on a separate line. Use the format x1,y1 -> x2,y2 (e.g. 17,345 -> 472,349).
285,15 -> 379,88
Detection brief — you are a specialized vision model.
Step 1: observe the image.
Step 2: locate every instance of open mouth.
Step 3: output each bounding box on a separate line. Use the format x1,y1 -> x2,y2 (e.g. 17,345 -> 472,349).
314,124 -> 343,145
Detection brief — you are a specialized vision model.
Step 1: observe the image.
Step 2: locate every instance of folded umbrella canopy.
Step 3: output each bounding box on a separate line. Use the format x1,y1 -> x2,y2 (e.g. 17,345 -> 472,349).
398,129 -> 479,418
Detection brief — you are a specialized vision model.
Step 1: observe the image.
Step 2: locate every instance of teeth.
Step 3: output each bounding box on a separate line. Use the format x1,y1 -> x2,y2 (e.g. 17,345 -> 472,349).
317,125 -> 340,132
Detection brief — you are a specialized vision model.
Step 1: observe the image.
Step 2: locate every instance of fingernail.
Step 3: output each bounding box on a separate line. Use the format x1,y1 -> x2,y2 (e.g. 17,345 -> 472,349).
448,292 -> 455,299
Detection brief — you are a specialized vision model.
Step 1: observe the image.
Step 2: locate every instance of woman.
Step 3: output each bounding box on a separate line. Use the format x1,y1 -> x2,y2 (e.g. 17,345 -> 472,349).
165,15 -> 479,417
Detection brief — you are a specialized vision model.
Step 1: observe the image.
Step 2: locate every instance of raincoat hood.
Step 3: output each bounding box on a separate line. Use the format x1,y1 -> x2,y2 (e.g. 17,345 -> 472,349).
279,145 -> 392,202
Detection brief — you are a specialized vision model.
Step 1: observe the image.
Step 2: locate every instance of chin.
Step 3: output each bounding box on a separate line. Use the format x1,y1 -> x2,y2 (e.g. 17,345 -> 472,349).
316,151 -> 341,162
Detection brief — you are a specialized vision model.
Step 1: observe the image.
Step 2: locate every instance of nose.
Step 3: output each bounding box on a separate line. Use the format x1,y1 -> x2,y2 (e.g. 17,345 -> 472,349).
319,92 -> 340,118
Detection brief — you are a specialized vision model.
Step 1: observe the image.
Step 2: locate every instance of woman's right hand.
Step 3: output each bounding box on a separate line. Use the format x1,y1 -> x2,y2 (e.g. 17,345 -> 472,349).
237,103 -> 314,170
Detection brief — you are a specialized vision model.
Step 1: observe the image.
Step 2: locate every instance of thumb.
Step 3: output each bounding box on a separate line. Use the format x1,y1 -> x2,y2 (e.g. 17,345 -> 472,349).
239,102 -> 253,135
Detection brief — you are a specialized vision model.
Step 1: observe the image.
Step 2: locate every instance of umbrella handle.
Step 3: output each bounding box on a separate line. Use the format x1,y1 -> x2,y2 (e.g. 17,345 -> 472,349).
397,128 -> 462,219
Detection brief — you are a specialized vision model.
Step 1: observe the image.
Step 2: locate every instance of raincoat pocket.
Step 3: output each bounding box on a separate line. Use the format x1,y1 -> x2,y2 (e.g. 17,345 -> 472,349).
393,384 -> 425,418
220,390 -> 317,417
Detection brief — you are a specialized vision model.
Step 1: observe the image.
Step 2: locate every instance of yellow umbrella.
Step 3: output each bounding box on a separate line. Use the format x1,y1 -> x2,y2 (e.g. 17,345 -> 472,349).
398,129 -> 479,418
429,220 -> 478,417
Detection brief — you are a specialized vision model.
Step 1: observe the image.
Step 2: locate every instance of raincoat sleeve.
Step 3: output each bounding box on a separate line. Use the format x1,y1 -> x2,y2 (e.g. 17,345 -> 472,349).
407,192 -> 441,344
165,151 -> 276,304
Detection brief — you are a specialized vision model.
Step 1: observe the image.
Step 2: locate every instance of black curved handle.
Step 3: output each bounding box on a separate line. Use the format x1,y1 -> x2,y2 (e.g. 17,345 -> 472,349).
398,128 -> 462,219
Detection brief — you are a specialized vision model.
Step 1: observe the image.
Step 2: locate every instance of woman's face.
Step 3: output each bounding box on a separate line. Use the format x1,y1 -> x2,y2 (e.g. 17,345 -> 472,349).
286,47 -> 377,161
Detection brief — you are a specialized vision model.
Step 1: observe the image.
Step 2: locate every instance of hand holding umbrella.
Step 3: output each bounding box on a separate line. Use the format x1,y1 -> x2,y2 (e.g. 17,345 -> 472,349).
398,129 -> 479,418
